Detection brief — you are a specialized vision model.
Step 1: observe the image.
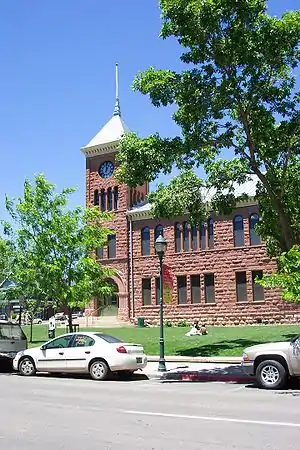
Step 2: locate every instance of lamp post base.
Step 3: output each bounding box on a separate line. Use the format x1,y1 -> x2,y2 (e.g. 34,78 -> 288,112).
158,359 -> 167,372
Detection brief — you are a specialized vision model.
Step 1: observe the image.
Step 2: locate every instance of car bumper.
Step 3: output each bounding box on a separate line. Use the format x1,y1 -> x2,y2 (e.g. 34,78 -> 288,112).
0,352 -> 18,360
242,361 -> 255,376
110,355 -> 148,372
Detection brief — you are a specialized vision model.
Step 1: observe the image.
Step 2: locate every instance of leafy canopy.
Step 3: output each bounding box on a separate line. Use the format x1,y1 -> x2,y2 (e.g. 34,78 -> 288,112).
1,174 -> 114,326
116,0 -> 300,257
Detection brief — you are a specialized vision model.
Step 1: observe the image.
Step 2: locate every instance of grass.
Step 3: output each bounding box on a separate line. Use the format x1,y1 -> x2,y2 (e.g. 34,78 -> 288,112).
23,324 -> 300,357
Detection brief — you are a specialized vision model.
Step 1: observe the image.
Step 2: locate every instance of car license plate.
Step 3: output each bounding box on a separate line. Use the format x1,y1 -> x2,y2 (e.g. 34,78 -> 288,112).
136,357 -> 142,363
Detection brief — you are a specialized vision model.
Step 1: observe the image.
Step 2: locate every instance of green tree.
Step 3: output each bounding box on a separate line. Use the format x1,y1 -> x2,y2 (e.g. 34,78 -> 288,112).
116,0 -> 300,257
1,174 -> 114,332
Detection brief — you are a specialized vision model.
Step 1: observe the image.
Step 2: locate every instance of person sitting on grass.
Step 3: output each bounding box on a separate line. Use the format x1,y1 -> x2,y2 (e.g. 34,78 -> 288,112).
185,321 -> 208,336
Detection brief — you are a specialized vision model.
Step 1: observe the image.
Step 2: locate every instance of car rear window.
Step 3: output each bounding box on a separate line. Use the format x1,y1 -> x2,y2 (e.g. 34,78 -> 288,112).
0,324 -> 26,341
95,333 -> 123,343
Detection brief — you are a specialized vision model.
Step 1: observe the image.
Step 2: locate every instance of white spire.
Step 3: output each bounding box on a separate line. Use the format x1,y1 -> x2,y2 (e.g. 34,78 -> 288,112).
81,63 -> 129,155
113,63 -> 121,116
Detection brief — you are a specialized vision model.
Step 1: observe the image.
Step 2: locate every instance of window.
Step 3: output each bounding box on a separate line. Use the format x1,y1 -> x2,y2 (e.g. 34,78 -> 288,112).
175,223 -> 181,253
208,218 -> 214,248
107,188 -> 113,211
100,189 -> 106,211
142,278 -> 151,306
177,276 -> 187,304
191,225 -> 198,250
45,335 -> 73,349
72,335 -> 95,348
141,227 -> 150,256
95,333 -> 123,343
93,190 -> 99,206
183,222 -> 189,251
0,324 -> 26,341
204,274 -> 215,304
191,275 -> 201,304
236,271 -> 247,302
156,277 -> 160,305
200,222 -> 206,249
96,247 -> 104,259
233,215 -> 244,247
252,270 -> 264,302
107,234 -> 116,259
113,186 -> 119,209
155,224 -> 164,240
249,214 -> 261,245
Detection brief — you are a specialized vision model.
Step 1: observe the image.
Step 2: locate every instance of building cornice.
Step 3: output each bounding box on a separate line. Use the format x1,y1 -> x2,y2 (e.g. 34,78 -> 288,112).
80,141 -> 119,158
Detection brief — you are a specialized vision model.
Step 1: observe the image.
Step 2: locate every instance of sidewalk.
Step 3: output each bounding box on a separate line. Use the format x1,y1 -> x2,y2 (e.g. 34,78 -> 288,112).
142,358 -> 251,384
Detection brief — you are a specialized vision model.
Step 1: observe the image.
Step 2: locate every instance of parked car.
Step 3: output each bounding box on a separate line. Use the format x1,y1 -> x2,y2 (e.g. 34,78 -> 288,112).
33,318 -> 43,325
242,335 -> 300,389
0,321 -> 27,361
54,313 -> 67,322
13,332 -> 147,380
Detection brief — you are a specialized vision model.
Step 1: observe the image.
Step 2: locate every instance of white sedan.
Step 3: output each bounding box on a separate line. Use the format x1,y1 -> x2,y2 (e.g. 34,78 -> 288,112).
13,332 -> 147,381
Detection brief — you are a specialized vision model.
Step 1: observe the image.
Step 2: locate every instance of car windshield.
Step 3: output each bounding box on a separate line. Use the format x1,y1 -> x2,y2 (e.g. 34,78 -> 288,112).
95,333 -> 123,343
0,324 -> 26,341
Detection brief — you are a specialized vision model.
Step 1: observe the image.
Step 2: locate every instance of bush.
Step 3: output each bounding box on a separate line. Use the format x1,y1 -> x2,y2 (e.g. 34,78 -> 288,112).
177,320 -> 187,327
165,320 -> 172,327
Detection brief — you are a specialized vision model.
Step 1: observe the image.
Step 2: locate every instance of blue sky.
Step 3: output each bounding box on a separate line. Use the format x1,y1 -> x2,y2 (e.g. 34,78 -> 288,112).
0,0 -> 299,217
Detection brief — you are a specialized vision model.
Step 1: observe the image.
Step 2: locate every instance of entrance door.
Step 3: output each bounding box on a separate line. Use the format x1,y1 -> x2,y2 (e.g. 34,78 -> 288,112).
100,280 -> 119,317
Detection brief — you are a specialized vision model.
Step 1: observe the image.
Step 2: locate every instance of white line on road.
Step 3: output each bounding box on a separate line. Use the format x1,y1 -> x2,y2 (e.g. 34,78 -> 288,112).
123,410 -> 300,428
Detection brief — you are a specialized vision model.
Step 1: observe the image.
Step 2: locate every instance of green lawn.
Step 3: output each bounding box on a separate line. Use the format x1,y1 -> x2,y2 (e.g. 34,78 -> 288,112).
23,324 -> 300,357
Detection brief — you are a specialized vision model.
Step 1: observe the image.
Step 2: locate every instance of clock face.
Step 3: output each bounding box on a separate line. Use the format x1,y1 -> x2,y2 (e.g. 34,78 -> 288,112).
98,161 -> 115,179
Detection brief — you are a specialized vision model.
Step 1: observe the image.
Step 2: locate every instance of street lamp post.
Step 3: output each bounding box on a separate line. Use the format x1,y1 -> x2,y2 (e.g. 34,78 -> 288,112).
155,234 -> 167,372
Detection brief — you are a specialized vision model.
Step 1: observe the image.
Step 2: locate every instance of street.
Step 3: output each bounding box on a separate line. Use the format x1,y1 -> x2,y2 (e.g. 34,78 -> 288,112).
1,372 -> 300,449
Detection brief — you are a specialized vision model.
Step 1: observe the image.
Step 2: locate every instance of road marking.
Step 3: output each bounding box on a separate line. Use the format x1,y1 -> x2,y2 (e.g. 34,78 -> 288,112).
123,410 -> 300,428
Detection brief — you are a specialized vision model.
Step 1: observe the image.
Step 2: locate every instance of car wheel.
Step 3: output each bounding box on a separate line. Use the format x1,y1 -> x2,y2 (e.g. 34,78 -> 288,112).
118,371 -> 135,380
19,357 -> 36,377
256,359 -> 287,390
89,360 -> 110,381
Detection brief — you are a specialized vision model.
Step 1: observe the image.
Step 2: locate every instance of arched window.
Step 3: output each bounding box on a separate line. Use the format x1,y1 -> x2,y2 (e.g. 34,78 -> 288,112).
93,190 -> 99,206
174,223 -> 181,253
155,224 -> 164,240
200,222 -> 206,249
208,218 -> 214,248
113,186 -> 119,210
141,226 -> 150,256
191,225 -> 198,250
183,222 -> 189,251
107,188 -> 113,211
100,189 -> 106,211
107,234 -> 116,259
233,215 -> 244,247
249,213 -> 261,245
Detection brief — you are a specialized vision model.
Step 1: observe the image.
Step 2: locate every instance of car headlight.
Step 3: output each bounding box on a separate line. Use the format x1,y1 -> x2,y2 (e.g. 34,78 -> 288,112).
242,353 -> 249,361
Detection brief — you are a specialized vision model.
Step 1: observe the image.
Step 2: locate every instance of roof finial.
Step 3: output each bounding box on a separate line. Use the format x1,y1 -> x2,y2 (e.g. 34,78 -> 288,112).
113,63 -> 121,116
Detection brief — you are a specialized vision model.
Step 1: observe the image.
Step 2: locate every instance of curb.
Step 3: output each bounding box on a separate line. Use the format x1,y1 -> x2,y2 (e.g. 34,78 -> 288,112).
161,370 -> 251,383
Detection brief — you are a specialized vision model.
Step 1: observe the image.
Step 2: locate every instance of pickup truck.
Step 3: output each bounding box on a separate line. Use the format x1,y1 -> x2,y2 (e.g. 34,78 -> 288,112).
242,335 -> 300,389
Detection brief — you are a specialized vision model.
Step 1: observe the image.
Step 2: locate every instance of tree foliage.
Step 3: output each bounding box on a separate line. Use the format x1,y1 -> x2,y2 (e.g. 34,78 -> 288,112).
116,0 -> 300,257
1,174 -> 114,331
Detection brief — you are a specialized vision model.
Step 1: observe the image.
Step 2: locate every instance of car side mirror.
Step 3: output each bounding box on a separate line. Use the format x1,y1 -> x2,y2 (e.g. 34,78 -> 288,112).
41,345 -> 46,351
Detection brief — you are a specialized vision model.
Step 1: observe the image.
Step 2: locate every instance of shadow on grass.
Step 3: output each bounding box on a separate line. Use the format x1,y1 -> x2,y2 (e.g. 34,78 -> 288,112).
176,339 -> 263,357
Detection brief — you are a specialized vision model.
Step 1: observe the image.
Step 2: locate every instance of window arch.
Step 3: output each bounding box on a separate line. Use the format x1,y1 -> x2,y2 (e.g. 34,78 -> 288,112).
141,226 -> 150,256
208,218 -> 214,249
249,213 -> 261,245
155,224 -> 164,240
183,222 -> 189,251
233,215 -> 244,247
100,189 -> 106,211
107,188 -> 113,211
113,186 -> 119,209
175,223 -> 181,253
93,190 -> 99,206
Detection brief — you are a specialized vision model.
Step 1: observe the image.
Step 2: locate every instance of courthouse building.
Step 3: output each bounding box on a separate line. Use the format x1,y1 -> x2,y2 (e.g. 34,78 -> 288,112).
81,72 -> 300,326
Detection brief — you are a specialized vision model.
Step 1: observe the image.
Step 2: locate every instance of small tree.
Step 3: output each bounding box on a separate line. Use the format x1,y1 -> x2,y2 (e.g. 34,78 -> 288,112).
1,174 -> 114,332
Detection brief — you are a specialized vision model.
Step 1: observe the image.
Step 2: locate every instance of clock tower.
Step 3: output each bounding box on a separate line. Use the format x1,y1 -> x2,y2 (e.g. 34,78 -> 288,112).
81,64 -> 148,322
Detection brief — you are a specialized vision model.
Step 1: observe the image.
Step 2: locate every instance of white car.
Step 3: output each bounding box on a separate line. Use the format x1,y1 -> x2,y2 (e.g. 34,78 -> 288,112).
13,332 -> 147,380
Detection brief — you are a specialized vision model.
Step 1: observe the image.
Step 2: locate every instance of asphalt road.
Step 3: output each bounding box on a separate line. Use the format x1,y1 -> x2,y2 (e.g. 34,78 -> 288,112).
1,370 -> 300,450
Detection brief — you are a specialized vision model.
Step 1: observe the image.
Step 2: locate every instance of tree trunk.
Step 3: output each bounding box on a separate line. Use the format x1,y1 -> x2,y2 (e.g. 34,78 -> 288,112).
68,307 -> 73,333
30,319 -> 33,343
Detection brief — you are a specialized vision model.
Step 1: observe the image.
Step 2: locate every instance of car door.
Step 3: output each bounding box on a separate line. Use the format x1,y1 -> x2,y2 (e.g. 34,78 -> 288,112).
65,334 -> 96,372
36,335 -> 73,372
289,336 -> 300,375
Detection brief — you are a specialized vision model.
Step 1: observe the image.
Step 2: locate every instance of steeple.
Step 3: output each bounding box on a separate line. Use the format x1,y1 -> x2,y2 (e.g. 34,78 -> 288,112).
113,63 -> 121,116
81,63 -> 129,156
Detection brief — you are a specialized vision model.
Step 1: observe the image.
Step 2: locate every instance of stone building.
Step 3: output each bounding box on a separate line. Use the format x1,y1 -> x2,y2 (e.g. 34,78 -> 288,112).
81,68 -> 300,326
